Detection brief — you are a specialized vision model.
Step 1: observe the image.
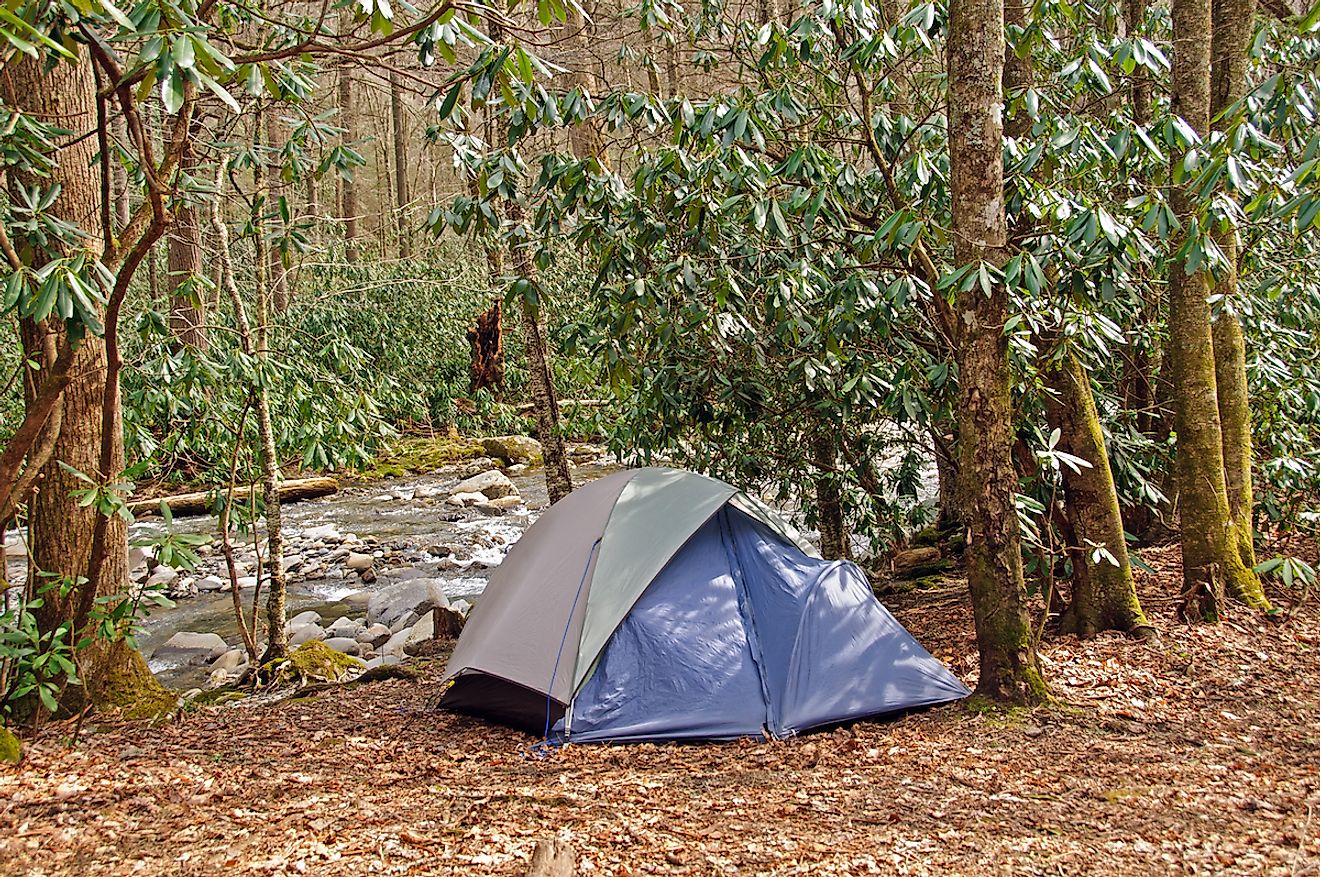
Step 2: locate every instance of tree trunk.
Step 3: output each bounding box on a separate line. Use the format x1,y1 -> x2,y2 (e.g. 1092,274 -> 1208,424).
390,70 -> 412,260
811,430 -> 850,560
166,124 -> 207,349
1168,0 -> 1265,619
1210,0 -> 1269,605
112,112 -> 131,233
264,105 -> 291,314
1045,355 -> 1151,636
6,51 -> 169,716
931,424 -> 962,529
338,61 -> 359,262
948,0 -> 1046,702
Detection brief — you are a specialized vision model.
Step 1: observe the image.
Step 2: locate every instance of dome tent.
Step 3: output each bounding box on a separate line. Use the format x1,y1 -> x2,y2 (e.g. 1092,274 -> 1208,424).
438,467 -> 969,742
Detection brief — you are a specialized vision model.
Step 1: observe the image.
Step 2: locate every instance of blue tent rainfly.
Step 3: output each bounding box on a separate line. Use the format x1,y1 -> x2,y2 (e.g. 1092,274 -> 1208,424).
438,467 -> 969,742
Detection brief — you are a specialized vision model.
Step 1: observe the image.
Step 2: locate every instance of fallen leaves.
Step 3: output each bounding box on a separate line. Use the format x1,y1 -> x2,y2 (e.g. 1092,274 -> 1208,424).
3,562 -> 1320,877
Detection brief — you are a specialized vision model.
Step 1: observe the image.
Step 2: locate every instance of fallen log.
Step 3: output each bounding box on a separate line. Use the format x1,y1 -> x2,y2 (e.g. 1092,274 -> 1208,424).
128,477 -> 339,518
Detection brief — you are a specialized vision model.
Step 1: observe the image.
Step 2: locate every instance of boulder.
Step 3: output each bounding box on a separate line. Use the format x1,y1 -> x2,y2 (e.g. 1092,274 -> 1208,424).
325,616 -> 364,638
289,610 -> 323,627
357,623 -> 392,648
155,632 -> 227,665
380,612 -> 434,657
196,574 -> 226,592
479,435 -> 543,466
486,496 -> 523,511
303,523 -> 343,542
450,469 -> 517,500
236,576 -> 258,589
323,636 -> 362,656
212,649 -> 248,673
340,590 -> 371,607
446,491 -> 488,507
145,565 -> 178,588
289,624 -> 327,647
451,599 -> 472,616
345,552 -> 374,571
367,579 -> 450,629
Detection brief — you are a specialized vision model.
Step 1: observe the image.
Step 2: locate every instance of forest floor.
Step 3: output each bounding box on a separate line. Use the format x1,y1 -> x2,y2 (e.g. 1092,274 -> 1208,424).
3,546 -> 1319,877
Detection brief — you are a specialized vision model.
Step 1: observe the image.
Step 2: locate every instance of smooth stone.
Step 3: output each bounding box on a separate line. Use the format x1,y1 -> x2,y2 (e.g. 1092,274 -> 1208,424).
473,502 -> 507,517
345,552 -> 374,571
212,649 -> 247,673
290,610 -> 322,627
237,576 -> 258,589
366,579 -> 450,629
145,565 -> 178,587
155,632 -> 227,665
389,611 -> 419,634
340,589 -> 370,607
288,624 -> 326,646
357,623 -> 392,648
196,574 -> 226,592
450,469 -> 517,500
323,636 -> 361,656
304,523 -> 342,542
486,495 -> 523,510
381,613 -> 434,657
451,599 -> 472,616
325,616 -> 364,638
446,491 -> 488,507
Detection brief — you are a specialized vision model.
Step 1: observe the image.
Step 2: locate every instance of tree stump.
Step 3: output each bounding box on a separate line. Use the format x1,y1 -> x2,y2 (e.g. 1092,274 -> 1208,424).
431,606 -> 465,640
525,839 -> 574,877
467,299 -> 505,395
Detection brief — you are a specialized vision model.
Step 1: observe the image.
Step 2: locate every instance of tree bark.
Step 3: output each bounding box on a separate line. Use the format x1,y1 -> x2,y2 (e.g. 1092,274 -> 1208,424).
811,430 -> 850,560
5,51 -> 169,716
1209,0 -> 1270,606
948,0 -> 1046,702
264,105 -> 290,313
1045,356 -> 1152,636
166,122 -> 207,349
390,70 -> 412,260
468,300 -> 506,396
337,60 -> 359,262
1168,0 -> 1265,619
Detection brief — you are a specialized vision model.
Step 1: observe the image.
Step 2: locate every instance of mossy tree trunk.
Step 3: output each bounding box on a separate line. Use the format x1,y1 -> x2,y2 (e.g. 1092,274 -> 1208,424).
1210,0 -> 1270,607
1045,355 -> 1152,636
6,51 -> 170,716
948,0 -> 1047,702
1168,0 -> 1265,619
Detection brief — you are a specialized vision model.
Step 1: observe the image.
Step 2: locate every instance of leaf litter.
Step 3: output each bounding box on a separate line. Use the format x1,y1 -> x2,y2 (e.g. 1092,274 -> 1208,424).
2,551 -> 1318,877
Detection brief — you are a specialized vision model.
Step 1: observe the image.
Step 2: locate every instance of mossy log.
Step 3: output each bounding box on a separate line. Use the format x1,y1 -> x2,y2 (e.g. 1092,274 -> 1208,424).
128,477 -> 339,518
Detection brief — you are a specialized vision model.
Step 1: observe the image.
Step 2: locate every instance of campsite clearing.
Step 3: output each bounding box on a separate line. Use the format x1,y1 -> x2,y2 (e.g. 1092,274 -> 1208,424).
4,555 -> 1318,877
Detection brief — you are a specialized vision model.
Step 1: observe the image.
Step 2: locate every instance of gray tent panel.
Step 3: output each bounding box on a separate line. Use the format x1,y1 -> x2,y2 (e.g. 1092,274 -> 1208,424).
572,468 -> 736,690
442,468 -> 635,702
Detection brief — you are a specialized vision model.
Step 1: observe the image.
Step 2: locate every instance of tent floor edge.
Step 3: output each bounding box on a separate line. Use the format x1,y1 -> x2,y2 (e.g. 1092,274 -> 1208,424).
439,672 -> 566,735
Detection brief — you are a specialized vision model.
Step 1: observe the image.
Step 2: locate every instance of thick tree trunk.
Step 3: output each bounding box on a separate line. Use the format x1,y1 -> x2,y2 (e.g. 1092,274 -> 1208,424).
1168,0 -> 1265,619
811,430 -> 850,561
337,61 -> 359,262
6,52 -> 170,716
948,0 -> 1046,702
1209,0 -> 1269,605
166,125 -> 207,349
390,70 -> 412,260
1045,356 -> 1152,636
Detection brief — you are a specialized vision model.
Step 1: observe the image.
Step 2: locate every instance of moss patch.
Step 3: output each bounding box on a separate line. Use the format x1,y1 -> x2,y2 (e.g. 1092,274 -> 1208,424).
0,726 -> 21,764
359,437 -> 484,479
266,641 -> 363,687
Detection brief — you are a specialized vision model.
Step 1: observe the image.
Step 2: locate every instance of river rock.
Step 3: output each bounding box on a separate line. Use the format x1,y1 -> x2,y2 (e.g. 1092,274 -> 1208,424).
450,469 -> 517,500
359,567 -> 377,584
237,576 -> 258,589
367,578 -> 449,629
446,491 -> 487,507
290,610 -> 322,627
325,616 -> 364,638
451,599 -> 472,616
357,623 -> 392,648
381,612 -> 434,657
340,590 -> 370,607
146,565 -> 178,587
212,649 -> 247,673
364,654 -> 402,670
345,552 -> 374,571
323,636 -> 361,656
304,523 -> 342,542
196,574 -> 226,592
155,632 -> 227,664
480,435 -> 543,466
486,496 -> 523,511
289,624 -> 326,646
